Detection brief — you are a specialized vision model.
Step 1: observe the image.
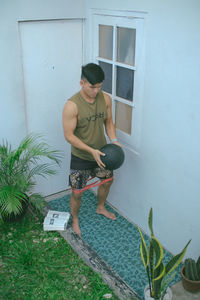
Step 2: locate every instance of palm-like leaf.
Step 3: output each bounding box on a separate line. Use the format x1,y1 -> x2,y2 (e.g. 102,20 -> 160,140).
0,133 -> 62,219
29,193 -> 46,210
27,164 -> 57,179
0,186 -> 26,216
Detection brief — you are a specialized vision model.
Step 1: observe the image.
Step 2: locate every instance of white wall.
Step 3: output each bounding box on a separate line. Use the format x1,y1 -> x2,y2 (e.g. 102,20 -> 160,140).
1,0 -> 199,259
0,0 -> 85,146
85,0 -> 200,259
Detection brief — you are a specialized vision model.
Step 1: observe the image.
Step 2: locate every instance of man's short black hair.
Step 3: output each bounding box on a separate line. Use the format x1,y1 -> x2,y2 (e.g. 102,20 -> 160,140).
81,63 -> 105,85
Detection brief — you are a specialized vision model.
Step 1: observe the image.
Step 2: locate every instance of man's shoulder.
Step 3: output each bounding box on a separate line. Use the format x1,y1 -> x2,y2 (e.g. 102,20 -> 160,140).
63,96 -> 78,116
101,91 -> 110,99
68,92 -> 80,102
100,91 -> 111,107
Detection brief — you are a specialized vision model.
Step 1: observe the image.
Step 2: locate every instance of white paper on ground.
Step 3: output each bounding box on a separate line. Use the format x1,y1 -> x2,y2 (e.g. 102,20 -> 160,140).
43,210 -> 70,231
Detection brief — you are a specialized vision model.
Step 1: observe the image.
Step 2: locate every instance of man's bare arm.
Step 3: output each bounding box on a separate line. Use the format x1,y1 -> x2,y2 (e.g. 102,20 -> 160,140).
103,93 -> 121,147
62,100 -> 105,168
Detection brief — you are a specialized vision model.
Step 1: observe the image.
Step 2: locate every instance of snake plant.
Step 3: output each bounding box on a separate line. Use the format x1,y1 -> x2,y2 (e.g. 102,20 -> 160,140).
0,133 -> 62,220
138,208 -> 191,300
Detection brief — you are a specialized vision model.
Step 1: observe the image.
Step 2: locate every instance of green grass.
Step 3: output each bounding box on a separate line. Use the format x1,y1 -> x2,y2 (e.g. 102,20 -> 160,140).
0,209 -> 119,300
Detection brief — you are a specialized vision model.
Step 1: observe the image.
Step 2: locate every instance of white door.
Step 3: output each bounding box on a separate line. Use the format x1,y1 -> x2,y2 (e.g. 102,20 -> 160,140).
19,19 -> 83,196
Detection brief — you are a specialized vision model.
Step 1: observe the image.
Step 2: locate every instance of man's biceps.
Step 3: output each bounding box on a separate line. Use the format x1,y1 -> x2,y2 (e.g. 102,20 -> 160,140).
63,110 -> 77,122
65,121 -> 76,132
64,126 -> 75,139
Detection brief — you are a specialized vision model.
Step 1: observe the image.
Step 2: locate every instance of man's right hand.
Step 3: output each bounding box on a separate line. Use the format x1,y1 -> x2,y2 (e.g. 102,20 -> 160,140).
91,149 -> 106,169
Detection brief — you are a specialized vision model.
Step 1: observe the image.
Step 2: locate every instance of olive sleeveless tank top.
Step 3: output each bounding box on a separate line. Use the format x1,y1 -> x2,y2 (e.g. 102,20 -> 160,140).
69,91 -> 107,161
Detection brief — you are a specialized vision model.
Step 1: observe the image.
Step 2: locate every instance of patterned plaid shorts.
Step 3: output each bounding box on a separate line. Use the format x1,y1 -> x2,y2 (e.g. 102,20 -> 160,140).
69,167 -> 113,192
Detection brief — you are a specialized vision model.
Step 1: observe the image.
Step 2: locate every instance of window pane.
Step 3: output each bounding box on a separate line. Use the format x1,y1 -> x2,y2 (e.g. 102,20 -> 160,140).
116,66 -> 134,101
115,101 -> 132,135
99,61 -> 112,94
117,27 -> 136,66
99,25 -> 113,60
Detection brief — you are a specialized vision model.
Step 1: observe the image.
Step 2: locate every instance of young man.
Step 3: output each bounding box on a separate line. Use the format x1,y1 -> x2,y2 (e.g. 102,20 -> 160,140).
62,63 -> 120,236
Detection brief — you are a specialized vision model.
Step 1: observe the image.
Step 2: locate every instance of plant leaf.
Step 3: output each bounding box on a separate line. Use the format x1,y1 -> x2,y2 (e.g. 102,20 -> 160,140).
148,207 -> 154,236
165,239 -> 191,277
151,236 -> 164,270
29,193 -> 45,210
160,270 -> 177,300
154,262 -> 165,281
152,262 -> 165,299
0,186 -> 26,216
138,226 -> 149,269
0,133 -> 62,217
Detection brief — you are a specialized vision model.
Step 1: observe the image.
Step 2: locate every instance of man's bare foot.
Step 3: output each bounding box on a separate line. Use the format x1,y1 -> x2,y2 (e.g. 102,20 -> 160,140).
96,208 -> 116,220
71,220 -> 81,236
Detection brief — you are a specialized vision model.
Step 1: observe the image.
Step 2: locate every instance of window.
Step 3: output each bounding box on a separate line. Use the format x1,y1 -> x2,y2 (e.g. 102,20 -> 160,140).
93,12 -> 145,151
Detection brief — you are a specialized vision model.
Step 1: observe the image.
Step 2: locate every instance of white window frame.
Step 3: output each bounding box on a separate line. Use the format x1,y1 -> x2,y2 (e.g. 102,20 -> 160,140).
92,10 -> 146,154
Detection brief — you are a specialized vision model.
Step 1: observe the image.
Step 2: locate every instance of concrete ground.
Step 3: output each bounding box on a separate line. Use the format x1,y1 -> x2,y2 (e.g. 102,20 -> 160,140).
171,281 -> 200,300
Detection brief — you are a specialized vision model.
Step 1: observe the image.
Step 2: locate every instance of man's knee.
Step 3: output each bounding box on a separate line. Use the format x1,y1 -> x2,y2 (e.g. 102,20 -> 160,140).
101,178 -> 114,189
71,191 -> 83,201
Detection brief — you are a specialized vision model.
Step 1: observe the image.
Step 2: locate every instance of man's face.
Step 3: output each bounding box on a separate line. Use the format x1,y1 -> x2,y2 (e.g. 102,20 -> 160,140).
80,80 -> 102,99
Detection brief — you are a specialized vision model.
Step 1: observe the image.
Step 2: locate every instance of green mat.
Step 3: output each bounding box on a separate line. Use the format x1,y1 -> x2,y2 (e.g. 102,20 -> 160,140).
48,190 -> 182,299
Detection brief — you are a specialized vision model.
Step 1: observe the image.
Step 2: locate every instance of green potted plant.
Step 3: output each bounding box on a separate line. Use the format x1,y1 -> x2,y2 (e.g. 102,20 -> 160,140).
0,133 -> 62,221
180,257 -> 200,292
137,208 -> 191,300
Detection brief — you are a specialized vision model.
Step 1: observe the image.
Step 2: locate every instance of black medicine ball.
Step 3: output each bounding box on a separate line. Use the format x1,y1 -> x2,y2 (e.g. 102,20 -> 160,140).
100,144 -> 125,170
